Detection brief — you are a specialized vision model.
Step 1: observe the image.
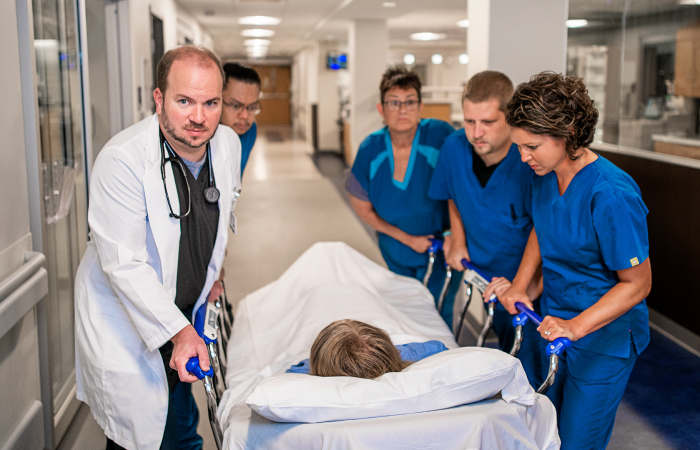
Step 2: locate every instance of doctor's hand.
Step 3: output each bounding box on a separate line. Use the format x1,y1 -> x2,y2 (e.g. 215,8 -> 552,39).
170,325 -> 210,383
482,277 -> 512,304
498,285 -> 534,315
538,316 -> 583,342
405,235 -> 434,254
208,280 -> 224,302
445,243 -> 470,272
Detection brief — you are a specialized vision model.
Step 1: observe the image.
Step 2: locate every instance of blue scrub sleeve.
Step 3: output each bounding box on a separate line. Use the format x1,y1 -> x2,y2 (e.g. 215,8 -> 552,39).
428,145 -> 452,201
345,171 -> 369,201
592,189 -> 650,271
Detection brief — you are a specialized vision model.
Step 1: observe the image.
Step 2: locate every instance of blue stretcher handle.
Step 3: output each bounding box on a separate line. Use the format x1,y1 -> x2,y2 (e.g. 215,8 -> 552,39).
461,259 -> 497,303
193,302 -> 217,345
514,302 -> 572,356
428,238 -> 442,254
186,356 -> 214,380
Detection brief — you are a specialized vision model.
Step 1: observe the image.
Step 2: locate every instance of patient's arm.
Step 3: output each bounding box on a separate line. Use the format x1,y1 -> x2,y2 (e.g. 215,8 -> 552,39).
350,195 -> 433,254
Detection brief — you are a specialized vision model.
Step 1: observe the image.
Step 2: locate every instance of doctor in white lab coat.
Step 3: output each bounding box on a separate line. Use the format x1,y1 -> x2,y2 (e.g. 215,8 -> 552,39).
75,46 -> 241,450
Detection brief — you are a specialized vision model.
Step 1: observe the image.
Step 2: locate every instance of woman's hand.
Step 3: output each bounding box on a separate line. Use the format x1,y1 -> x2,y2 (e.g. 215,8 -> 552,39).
498,284 -> 534,315
537,316 -> 583,342
405,235 -> 434,254
482,277 -> 512,303
443,233 -> 453,255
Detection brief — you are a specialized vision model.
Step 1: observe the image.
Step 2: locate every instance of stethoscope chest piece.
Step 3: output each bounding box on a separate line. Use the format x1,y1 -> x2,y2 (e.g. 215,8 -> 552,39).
204,186 -> 220,203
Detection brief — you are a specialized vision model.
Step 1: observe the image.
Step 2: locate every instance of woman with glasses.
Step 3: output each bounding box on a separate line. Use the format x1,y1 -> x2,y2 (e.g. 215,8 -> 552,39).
346,66 -> 458,327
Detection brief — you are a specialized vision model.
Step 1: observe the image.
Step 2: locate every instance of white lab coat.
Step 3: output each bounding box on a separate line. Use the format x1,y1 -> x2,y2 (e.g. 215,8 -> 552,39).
74,114 -> 241,450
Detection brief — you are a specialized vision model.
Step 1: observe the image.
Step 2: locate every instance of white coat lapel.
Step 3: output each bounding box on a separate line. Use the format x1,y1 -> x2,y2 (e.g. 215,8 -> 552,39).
143,116 -> 180,294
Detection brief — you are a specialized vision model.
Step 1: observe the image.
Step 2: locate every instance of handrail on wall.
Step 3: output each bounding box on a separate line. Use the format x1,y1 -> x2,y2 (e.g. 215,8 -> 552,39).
0,252 -> 48,339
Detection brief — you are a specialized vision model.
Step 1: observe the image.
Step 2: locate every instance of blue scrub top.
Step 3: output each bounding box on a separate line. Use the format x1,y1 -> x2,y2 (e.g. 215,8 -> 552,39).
428,130 -> 534,281
239,121 -> 257,174
349,118 -> 454,270
532,155 -> 650,358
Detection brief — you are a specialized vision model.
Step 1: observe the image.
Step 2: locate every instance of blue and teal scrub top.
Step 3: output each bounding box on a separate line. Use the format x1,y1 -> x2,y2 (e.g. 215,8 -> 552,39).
347,118 -> 455,270
428,130 -> 534,281
239,121 -> 257,174
532,155 -> 650,358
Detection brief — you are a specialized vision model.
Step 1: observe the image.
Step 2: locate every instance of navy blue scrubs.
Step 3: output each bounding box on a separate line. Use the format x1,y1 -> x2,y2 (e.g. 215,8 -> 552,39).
347,118 -> 458,326
532,155 -> 650,450
428,130 -> 544,385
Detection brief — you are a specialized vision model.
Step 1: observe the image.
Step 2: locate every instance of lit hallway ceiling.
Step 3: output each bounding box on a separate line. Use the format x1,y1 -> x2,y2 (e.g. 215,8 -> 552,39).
177,0 -> 466,60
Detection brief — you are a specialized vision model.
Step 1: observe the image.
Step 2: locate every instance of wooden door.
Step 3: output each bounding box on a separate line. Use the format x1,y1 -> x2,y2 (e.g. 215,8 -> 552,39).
251,65 -> 291,125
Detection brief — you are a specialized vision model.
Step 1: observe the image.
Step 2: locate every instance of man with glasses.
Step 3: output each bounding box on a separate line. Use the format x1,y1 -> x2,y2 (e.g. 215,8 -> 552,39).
346,66 -> 460,328
220,62 -> 262,175
74,46 -> 241,450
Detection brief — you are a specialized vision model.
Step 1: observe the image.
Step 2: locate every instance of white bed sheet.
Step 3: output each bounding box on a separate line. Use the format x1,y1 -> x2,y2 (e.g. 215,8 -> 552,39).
218,242 -> 560,450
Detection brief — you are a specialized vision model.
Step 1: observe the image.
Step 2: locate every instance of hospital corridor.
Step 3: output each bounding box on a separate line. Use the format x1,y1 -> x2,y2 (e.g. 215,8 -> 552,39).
3,0 -> 700,449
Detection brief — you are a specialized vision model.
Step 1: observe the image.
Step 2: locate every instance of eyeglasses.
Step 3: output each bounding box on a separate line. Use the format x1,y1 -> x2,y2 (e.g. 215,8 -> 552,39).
383,99 -> 420,111
224,100 -> 262,115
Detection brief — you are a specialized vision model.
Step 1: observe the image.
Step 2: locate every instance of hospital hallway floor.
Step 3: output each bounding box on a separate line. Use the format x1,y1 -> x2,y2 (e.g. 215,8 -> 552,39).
58,126 -> 700,450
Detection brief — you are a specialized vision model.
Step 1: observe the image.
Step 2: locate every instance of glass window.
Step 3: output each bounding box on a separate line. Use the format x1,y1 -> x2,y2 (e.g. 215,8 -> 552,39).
568,1 -> 700,158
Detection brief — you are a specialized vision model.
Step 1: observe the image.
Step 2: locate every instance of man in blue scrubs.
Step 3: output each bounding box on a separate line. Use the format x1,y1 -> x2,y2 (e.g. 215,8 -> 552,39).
346,67 -> 458,327
429,71 -> 542,381
220,63 -> 261,174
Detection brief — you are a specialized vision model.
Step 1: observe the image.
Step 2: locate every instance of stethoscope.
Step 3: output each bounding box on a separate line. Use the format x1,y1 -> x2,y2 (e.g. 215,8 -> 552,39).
160,129 -> 220,219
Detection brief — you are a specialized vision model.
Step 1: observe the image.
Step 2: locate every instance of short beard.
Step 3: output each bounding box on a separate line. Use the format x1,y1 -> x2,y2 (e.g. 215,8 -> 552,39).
160,104 -> 216,150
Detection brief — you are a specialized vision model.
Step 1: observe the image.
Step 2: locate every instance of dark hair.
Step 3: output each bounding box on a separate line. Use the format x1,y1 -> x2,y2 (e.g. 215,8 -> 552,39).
223,63 -> 261,88
379,66 -> 422,104
157,46 -> 224,94
506,71 -> 598,160
310,319 -> 410,379
462,70 -> 514,114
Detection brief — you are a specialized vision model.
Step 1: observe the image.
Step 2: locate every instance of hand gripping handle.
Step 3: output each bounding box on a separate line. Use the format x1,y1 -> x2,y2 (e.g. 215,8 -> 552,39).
461,259 -> 497,303
514,302 -> 573,356
186,356 -> 214,380
428,238 -> 442,254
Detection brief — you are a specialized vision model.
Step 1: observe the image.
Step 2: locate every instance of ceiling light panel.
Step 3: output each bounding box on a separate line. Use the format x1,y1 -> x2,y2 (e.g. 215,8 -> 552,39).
566,19 -> 588,28
410,32 -> 447,41
244,39 -> 271,46
241,29 -> 275,37
457,19 -> 469,28
238,16 -> 281,26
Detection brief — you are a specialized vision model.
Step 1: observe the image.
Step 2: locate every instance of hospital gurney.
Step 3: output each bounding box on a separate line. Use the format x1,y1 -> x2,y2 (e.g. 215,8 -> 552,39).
189,242 -> 561,450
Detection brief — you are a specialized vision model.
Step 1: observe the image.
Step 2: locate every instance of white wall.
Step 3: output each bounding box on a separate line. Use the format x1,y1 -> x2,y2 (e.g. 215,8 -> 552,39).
468,0 -> 568,85
126,0 -> 214,123
291,43 -> 320,140
317,43 -> 345,152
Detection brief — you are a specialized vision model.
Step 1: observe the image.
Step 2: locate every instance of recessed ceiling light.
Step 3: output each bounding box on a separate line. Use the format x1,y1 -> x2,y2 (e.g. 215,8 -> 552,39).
241,29 -> 275,37
403,53 -> 415,65
459,53 -> 469,64
431,53 -> 443,65
410,32 -> 447,41
244,39 -> 271,47
382,1 -> 397,7
457,19 -> 470,28
566,19 -> 588,28
238,16 -> 281,26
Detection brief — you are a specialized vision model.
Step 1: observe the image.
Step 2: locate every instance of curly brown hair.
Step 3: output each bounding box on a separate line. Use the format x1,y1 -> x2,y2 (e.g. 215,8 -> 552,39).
310,319 -> 410,379
505,71 -> 598,160
379,66 -> 422,104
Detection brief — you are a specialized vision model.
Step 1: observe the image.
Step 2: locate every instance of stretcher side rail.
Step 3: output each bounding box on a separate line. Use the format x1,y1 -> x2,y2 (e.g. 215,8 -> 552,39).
511,302 -> 572,394
423,239 -> 453,317
460,259 -> 496,347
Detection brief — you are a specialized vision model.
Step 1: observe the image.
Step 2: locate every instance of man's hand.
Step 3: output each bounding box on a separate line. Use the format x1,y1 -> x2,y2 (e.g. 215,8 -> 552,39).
446,243 -> 470,271
443,233 -> 453,255
482,277 -> 512,304
208,280 -> 224,302
405,235 -> 434,254
498,285 -> 534,315
170,325 -> 210,383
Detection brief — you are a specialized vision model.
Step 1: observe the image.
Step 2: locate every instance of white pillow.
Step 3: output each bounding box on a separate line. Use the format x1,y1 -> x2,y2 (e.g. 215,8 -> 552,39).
246,347 -> 537,423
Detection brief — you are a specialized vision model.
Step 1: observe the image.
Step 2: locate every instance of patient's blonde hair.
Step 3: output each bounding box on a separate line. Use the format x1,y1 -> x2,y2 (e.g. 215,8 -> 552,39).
310,319 -> 410,379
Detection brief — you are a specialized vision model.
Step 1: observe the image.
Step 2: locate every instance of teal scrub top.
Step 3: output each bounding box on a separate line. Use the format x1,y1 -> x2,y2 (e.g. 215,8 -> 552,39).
239,122 -> 257,174
348,118 -> 454,270
428,130 -> 534,281
532,155 -> 650,358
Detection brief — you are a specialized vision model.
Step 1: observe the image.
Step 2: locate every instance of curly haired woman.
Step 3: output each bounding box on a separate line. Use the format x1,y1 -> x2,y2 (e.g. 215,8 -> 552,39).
497,72 -> 652,450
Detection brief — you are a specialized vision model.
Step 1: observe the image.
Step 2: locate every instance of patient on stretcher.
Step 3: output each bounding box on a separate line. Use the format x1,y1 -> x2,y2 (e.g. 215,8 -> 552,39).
310,319 -> 411,378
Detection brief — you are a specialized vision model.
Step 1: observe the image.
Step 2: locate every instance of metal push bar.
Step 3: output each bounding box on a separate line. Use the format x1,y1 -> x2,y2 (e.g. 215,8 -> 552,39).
511,302 -> 572,394
422,239 -> 453,315
460,259 -> 497,347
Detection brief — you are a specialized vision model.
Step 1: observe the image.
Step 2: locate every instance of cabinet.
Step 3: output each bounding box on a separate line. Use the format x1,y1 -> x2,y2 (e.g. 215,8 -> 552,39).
675,20 -> 700,97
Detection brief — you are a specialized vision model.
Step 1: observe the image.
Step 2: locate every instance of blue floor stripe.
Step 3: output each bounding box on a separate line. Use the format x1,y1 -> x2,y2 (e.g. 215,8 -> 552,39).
623,328 -> 700,448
